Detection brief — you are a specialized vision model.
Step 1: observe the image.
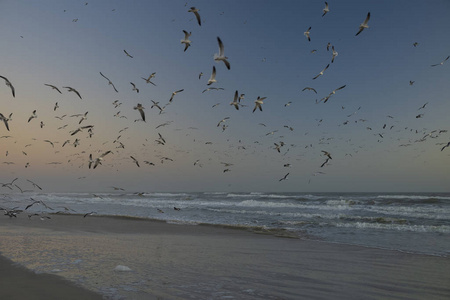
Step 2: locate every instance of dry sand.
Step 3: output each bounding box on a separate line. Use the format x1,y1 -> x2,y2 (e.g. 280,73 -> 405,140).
1,214 -> 449,299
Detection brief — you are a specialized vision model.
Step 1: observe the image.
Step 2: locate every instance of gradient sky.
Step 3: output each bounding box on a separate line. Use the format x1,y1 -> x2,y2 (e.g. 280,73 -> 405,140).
1,0 -> 449,193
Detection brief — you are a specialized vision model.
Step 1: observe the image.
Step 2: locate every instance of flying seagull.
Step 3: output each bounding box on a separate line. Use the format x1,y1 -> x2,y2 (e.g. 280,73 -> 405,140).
130,156 -> 140,167
28,110 -> 37,123
44,84 -> 62,94
355,12 -> 370,36
0,76 -> 15,97
302,87 -> 317,94
188,7 -> 201,26
331,46 -> 338,63
142,73 -> 156,86
313,64 -> 329,80
441,142 -> 450,151
134,103 -> 145,122
230,90 -> 239,110
214,37 -> 230,70
304,27 -> 311,41
169,89 -> 184,102
207,66 -> 217,85
0,113 -> 10,131
253,96 -> 267,112
123,49 -> 133,58
27,179 -> 42,190
63,86 -> 82,99
431,56 -> 449,67
279,173 -> 289,181
181,30 -> 192,52
130,82 -> 139,93
99,72 -> 118,92
322,2 -> 329,17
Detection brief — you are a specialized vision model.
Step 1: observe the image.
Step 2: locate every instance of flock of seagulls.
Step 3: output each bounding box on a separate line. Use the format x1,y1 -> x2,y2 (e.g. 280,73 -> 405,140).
0,1 -> 449,219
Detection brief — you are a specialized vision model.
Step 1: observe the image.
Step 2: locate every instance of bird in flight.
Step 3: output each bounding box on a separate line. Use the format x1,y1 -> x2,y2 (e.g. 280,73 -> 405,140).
134,103 -> 145,122
0,75 -> 15,98
0,113 -> 10,131
207,66 -> 217,85
230,90 -> 239,110
188,7 -> 201,26
431,55 -> 449,67
63,86 -> 82,99
44,84 -> 62,94
142,73 -> 156,86
130,82 -> 139,93
302,87 -> 317,94
279,173 -> 289,181
304,27 -> 311,41
214,37 -> 230,70
355,12 -> 370,36
322,2 -> 329,17
99,72 -> 118,92
253,96 -> 267,112
181,30 -> 192,52
123,49 -> 133,58
313,64 -> 329,80
169,89 -> 184,102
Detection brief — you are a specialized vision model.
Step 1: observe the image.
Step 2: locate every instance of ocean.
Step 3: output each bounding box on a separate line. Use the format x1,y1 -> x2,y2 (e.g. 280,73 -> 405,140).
2,192 -> 449,257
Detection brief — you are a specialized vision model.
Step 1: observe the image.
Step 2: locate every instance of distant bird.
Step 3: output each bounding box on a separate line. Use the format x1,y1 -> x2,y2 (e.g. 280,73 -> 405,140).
89,151 -> 112,169
188,7 -> 201,26
322,150 -> 332,159
207,66 -> 217,85
181,30 -> 192,52
304,27 -> 311,41
198,72 -> 203,79
123,49 -> 133,58
83,211 -> 97,218
230,90 -> 239,110
130,82 -> 139,93
355,12 -> 371,36
413,42 -> 419,47
409,80 -> 415,86
313,64 -> 329,80
54,102 -> 59,111
141,73 -> 156,86
63,86 -> 82,99
302,87 -> 317,94
28,110 -> 37,123
133,103 -> 145,122
441,142 -> 450,151
44,84 -> 62,94
0,75 -> 15,97
279,173 -> 289,181
331,46 -> 338,63
418,102 -> 428,110
431,55 -> 450,67
99,72 -> 118,92
416,114 -> 424,118
0,113 -> 10,131
43,140 -> 54,147
169,89 -> 184,102
214,37 -> 230,70
253,96 -> 267,112
322,2 -> 329,17
27,179 -> 42,190
217,117 -> 230,127
130,156 -> 140,167
320,158 -> 330,168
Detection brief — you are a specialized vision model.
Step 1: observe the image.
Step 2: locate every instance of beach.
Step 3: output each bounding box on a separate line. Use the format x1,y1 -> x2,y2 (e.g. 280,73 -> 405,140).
0,214 -> 449,299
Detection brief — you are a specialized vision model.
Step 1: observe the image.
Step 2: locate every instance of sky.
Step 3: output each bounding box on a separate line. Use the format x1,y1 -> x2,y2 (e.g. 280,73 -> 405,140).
0,0 -> 449,193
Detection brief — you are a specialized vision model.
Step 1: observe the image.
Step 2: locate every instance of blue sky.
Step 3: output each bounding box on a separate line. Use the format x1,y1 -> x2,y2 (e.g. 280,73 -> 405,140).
1,0 -> 449,193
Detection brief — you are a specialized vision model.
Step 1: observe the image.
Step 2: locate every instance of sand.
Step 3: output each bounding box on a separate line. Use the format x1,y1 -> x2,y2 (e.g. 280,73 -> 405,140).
1,214 -> 449,300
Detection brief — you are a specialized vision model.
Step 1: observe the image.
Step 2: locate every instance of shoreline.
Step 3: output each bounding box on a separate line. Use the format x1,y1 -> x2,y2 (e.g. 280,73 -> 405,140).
1,213 -> 450,299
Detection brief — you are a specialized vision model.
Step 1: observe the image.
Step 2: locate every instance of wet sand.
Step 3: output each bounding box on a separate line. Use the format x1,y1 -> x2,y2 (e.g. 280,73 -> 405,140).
1,214 -> 449,299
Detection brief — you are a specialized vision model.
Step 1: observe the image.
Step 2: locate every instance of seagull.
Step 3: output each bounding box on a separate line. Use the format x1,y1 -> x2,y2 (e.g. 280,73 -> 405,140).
322,2 -> 329,17
181,30 -> 192,52
331,46 -> 338,63
63,86 -> 82,99
279,173 -> 289,181
54,102 -> 59,111
230,90 -> 239,110
253,96 -> 267,112
169,89 -> 184,102
214,37 -> 231,70
70,125 -> 94,136
441,142 -> 450,151
323,85 -> 346,103
141,73 -> 156,86
28,110 -> 37,122
44,84 -> 62,94
0,76 -> 15,97
99,72 -> 118,92
413,42 -> 419,47
418,102 -> 428,110
217,117 -> 230,127
320,158 -> 330,168
355,12 -> 370,36
302,87 -> 317,94
123,49 -> 133,58
207,66 -> 217,85
27,179 -> 42,190
188,7 -> 201,26
130,156 -> 140,167
78,111 -> 88,124
431,56 -> 450,67
304,27 -> 311,41
322,150 -> 332,159
313,64 -> 329,80
0,113 -> 10,131
89,151 -> 112,169
133,103 -> 145,122
130,82 -> 139,93
83,211 -> 97,218
409,80 -> 415,85
43,140 -> 54,147
198,72 -> 203,79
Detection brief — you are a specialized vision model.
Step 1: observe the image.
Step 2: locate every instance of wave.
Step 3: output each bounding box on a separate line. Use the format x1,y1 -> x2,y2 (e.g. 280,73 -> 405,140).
376,194 -> 450,201
335,222 -> 450,234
